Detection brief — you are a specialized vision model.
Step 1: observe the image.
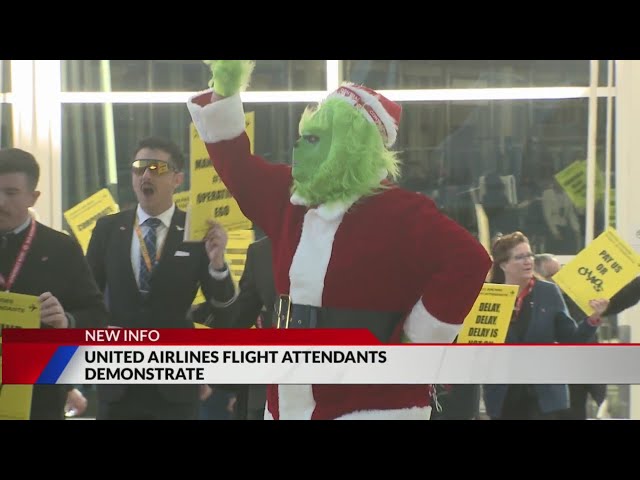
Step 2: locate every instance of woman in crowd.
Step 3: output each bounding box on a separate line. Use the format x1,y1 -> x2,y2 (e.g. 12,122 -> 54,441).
483,231 -> 609,420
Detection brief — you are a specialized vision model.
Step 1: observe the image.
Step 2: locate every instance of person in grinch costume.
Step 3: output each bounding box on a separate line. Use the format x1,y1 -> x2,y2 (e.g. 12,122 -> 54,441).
188,60 -> 491,420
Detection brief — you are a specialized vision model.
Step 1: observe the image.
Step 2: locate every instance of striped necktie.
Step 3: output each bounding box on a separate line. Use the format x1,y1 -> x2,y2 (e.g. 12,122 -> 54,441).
139,217 -> 162,293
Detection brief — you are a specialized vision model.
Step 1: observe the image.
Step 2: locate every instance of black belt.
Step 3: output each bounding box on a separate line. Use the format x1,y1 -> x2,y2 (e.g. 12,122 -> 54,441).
274,295 -> 402,343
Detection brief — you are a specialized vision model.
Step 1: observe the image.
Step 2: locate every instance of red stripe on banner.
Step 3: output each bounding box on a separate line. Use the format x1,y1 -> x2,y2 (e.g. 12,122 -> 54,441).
2,329 -> 383,346
2,343 -> 60,384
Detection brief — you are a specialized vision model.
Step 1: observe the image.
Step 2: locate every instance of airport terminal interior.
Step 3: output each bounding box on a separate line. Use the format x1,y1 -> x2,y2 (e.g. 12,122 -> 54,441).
1,60 -> 640,419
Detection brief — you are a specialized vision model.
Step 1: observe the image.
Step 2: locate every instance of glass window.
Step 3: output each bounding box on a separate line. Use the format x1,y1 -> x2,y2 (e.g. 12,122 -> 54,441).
343,60 -> 592,89
395,98 -> 609,256
62,61 -> 326,92
0,104 -> 11,148
61,102 -> 308,218
0,60 -> 9,92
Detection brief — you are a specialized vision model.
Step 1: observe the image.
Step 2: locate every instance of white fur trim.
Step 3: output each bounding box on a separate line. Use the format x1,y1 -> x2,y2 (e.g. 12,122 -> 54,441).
277,385 -> 316,420
403,299 -> 462,343
289,208 -> 343,306
290,192 -> 357,221
187,90 -> 245,144
289,171 -> 386,221
336,406 -> 432,420
327,83 -> 398,147
264,407 -> 274,420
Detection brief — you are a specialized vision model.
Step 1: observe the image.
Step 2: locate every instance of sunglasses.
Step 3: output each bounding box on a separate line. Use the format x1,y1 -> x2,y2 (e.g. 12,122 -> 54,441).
131,159 -> 176,175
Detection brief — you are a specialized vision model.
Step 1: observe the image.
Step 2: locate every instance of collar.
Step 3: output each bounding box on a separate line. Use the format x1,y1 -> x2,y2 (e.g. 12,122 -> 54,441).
290,192 -> 359,222
1,216 -> 33,236
136,203 -> 175,229
289,169 -> 388,222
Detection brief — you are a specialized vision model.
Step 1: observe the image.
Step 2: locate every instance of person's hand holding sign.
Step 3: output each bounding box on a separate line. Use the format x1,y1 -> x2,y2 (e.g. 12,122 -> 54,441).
204,219 -> 228,270
39,292 -> 69,328
586,298 -> 610,326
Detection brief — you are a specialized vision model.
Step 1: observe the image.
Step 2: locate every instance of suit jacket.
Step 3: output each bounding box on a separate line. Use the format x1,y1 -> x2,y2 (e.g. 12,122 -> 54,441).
214,236 -> 276,417
483,280 -> 598,418
0,221 -> 108,419
86,207 -> 236,404
606,276 -> 640,316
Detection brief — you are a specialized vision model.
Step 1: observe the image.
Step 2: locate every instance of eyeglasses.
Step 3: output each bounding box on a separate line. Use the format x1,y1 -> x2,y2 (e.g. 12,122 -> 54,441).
131,159 -> 176,176
512,252 -> 535,262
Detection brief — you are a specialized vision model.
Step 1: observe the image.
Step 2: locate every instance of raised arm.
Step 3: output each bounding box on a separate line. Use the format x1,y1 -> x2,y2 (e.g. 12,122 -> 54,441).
186,61 -> 292,240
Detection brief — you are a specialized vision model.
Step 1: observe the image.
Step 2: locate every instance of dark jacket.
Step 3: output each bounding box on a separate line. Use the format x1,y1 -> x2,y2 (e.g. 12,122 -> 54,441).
605,276 -> 640,316
1,221 -> 108,419
483,279 -> 599,418
85,208 -> 236,405
214,236 -> 276,419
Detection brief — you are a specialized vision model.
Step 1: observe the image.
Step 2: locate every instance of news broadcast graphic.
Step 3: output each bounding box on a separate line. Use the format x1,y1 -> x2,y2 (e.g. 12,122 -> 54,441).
3,329 -> 640,386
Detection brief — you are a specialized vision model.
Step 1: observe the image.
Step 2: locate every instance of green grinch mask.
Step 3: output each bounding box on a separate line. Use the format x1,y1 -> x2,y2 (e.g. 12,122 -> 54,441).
291,98 -> 401,207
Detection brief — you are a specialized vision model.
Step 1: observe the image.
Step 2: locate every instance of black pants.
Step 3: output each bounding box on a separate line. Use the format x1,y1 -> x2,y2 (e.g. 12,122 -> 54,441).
563,384 -> 607,420
97,385 -> 199,420
496,385 -> 566,420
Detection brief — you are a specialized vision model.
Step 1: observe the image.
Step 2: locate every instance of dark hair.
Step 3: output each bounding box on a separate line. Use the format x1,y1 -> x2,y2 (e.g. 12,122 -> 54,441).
489,231 -> 529,284
133,136 -> 185,172
0,148 -> 40,190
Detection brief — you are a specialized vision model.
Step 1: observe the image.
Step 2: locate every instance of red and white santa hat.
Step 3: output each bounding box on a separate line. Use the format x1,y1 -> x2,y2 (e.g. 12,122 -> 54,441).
326,83 -> 402,148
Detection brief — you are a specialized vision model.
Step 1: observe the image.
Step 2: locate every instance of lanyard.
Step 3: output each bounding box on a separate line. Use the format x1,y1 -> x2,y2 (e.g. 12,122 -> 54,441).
512,276 -> 535,322
0,219 -> 37,292
134,218 -> 166,273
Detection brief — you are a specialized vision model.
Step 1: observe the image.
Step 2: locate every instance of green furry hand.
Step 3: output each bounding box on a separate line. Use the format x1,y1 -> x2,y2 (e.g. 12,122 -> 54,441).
202,60 -> 255,97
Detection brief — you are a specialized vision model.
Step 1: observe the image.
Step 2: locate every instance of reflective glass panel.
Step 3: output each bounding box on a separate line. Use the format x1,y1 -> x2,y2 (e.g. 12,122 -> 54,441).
0,104 -> 12,148
0,60 -> 9,92
61,102 -> 307,215
395,98 -> 610,256
343,60 -> 592,89
62,60 -> 326,91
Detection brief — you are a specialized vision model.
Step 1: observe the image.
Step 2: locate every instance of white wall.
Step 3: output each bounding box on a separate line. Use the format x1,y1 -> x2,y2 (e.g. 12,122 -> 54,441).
615,60 -> 640,419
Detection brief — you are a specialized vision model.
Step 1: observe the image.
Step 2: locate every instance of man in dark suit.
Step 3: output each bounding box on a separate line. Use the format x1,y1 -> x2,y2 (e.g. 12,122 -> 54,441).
86,136 -> 236,420
0,148 -> 109,420
606,275 -> 640,316
215,235 -> 276,420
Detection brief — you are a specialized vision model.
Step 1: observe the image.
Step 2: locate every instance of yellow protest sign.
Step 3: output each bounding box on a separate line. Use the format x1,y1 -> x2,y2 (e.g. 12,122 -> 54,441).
553,227 -> 640,315
0,291 -> 40,420
173,191 -> 190,211
185,113 -> 254,241
64,188 -> 119,253
456,283 -> 517,344
193,288 -> 206,306
227,229 -> 255,286
554,160 -> 605,211
608,188 -> 615,227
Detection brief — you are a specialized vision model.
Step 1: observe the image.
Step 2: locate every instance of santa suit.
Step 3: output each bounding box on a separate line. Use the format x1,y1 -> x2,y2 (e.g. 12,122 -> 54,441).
188,90 -> 492,420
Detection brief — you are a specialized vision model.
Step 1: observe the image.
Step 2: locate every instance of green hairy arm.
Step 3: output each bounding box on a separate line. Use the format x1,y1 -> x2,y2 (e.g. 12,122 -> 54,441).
203,60 -> 255,97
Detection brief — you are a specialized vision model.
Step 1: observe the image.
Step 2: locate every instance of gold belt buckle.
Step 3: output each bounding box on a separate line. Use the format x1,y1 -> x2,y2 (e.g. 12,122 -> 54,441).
276,294 -> 292,329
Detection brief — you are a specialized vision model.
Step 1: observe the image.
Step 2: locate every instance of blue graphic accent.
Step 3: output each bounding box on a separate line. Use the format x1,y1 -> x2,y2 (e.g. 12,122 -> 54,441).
36,346 -> 79,384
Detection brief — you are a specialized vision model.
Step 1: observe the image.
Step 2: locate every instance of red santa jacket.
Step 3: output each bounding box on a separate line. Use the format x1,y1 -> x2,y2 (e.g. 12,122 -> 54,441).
188,90 -> 492,420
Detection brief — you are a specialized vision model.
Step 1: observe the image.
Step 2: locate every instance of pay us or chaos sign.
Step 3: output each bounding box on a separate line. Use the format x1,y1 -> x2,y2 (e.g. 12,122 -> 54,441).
553,227 -> 640,315
64,188 -> 119,253
184,118 -> 253,242
457,283 -> 518,344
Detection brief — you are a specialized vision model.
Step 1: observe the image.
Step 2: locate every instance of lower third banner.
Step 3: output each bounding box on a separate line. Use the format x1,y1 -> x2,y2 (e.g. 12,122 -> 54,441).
3,329 -> 640,385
